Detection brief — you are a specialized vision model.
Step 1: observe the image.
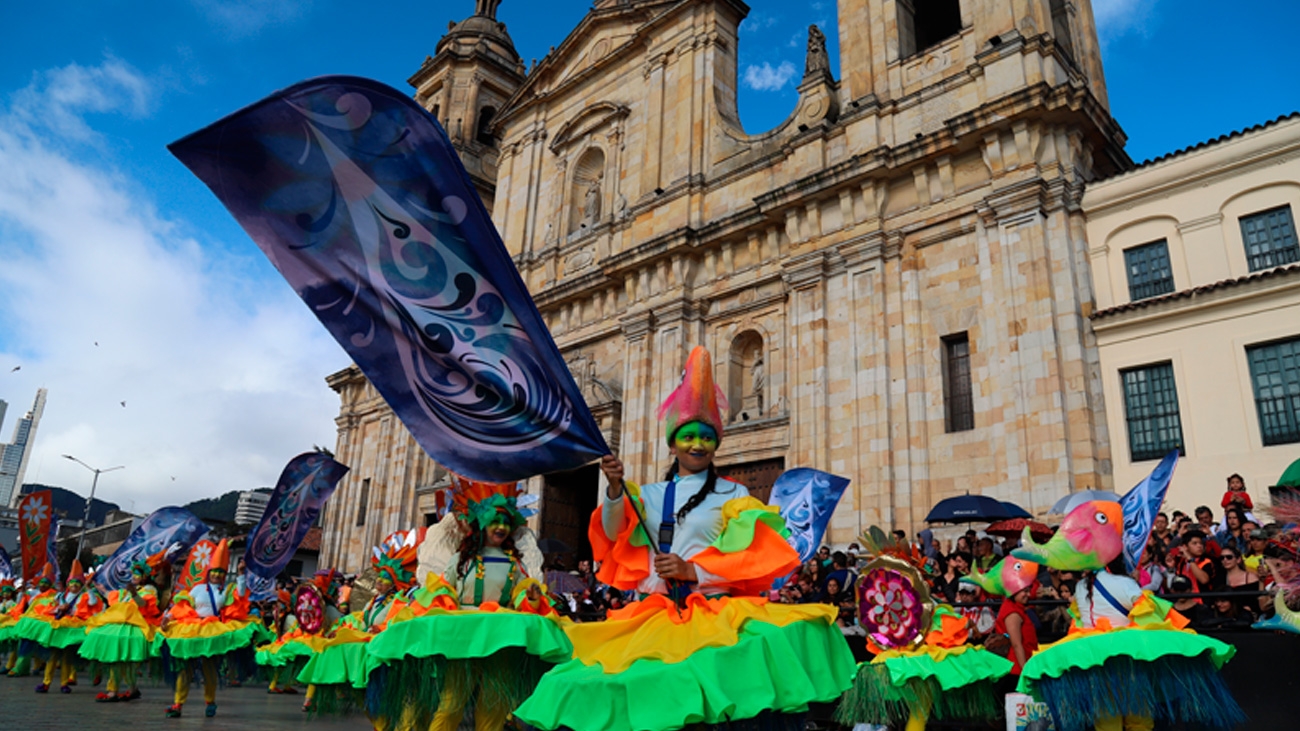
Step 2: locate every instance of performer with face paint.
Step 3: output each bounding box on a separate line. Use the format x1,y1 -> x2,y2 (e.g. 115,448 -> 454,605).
515,346 -> 857,731
81,550 -> 167,702
161,538 -> 268,719
13,562 -> 61,686
355,477 -> 570,731
22,560 -> 105,694
0,572 -> 24,674
1010,501 -> 1245,731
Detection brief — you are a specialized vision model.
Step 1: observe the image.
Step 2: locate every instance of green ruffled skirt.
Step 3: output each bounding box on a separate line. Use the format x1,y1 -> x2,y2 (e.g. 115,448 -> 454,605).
1017,629 -> 1245,731
363,611 -> 574,721
516,618 -> 856,731
836,648 -> 1012,726
79,624 -> 162,665
163,620 -> 269,661
15,616 -> 88,649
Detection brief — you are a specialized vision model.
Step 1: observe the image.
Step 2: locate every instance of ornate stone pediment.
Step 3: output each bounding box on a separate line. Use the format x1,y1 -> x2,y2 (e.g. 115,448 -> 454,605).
550,102 -> 630,153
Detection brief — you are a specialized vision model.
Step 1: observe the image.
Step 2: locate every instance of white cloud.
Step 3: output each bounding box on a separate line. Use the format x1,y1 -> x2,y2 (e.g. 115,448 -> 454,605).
0,60 -> 346,514
742,12 -> 780,34
1092,0 -> 1159,43
742,61 -> 797,92
190,0 -> 315,38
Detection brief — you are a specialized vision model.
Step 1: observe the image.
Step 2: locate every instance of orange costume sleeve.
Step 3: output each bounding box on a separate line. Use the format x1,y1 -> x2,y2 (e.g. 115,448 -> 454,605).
688,497 -> 800,596
590,491 -> 653,591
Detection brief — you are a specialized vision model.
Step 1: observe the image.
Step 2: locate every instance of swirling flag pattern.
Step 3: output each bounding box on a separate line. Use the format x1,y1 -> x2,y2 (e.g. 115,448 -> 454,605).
95,507 -> 209,592
769,468 -> 851,563
0,546 -> 13,580
244,452 -> 348,580
169,76 -> 608,483
1119,449 -> 1178,573
47,515 -> 60,584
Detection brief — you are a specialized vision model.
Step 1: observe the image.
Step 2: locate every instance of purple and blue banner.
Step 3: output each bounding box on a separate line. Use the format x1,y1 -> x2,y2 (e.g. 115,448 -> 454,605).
244,452 -> 348,580
1120,449 -> 1179,573
169,76 -> 609,483
769,467 -> 852,563
0,545 -> 13,580
95,507 -> 210,592
47,515 -> 60,584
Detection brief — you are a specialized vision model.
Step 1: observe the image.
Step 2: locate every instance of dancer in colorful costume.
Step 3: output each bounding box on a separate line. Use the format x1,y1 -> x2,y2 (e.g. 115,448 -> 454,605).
161,538 -> 264,718
22,560 -> 104,693
13,562 -> 62,689
80,550 -> 167,702
297,529 -> 422,717
257,568 -> 341,700
836,540 -> 1015,731
1011,500 -> 1245,731
0,573 -> 22,673
516,347 -> 856,731
362,476 -> 571,731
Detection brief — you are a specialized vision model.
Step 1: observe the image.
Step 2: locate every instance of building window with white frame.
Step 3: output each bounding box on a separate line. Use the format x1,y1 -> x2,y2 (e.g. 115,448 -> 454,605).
1246,336 -> 1300,446
1240,205 -> 1300,272
1123,239 -> 1175,302
1121,362 -> 1185,462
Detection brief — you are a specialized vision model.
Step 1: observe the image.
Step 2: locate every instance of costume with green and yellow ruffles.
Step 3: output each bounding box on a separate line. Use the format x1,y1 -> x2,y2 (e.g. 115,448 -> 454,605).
78,587 -> 165,666
294,591 -> 400,712
514,490 -> 856,731
160,583 -> 271,662
1017,592 -> 1243,731
836,604 -> 1012,729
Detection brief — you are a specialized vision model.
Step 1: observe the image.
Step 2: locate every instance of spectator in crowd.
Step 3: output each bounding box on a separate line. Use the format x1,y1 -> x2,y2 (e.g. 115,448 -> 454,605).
1138,545 -> 1166,592
825,551 -> 856,596
1168,576 -> 1213,628
1218,547 -> 1264,615
954,535 -> 973,555
917,529 -> 939,561
604,586 -> 627,612
821,576 -> 845,604
1179,530 -> 1217,597
572,558 -> 598,592
974,537 -> 997,571
816,545 -> 832,568
1194,505 -> 1219,546
1161,546 -> 1181,591
1244,527 -> 1270,574
933,552 -> 969,604
803,558 -> 824,590
1151,512 -> 1172,551
1221,473 -> 1254,511
1206,597 -> 1254,628
796,572 -> 818,604
1217,507 -> 1250,555
955,584 -> 995,642
1036,581 -> 1073,637
845,543 -> 861,565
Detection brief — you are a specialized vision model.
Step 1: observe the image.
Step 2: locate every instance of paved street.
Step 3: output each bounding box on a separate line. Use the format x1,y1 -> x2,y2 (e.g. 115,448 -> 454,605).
0,674 -> 372,730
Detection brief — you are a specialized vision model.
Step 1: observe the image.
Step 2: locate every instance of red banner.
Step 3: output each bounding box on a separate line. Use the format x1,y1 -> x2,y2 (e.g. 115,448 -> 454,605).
18,490 -> 53,583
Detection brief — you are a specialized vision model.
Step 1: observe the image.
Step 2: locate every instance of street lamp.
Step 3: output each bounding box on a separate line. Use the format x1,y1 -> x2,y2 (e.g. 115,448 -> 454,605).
63,454 -> 124,559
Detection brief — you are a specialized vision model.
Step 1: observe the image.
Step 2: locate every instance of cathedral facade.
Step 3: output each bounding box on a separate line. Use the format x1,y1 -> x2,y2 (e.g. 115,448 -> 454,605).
319,0 -> 1130,572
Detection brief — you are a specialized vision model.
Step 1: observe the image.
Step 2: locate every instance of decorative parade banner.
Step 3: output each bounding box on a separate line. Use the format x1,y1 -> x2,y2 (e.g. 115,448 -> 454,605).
0,545 -> 13,580
1120,449 -> 1179,573
244,452 -> 348,580
95,507 -> 210,592
18,490 -> 52,583
47,515 -> 61,584
177,539 -> 216,592
169,76 -> 609,483
769,468 -> 852,562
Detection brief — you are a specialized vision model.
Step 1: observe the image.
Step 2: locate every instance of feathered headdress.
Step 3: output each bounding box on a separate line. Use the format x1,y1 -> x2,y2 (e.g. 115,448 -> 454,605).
857,526 -> 925,570
657,346 -> 728,445
0,578 -> 14,593
312,568 -> 339,594
372,529 -> 423,591
131,546 -> 171,580
450,474 -> 525,532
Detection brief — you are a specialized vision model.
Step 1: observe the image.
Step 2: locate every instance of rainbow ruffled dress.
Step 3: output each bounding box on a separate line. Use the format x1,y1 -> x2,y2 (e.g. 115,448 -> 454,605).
837,604 -> 1011,727
361,573 -> 573,725
79,586 -> 165,671
161,581 -> 270,663
1017,593 -> 1244,731
515,488 -> 856,731
0,596 -> 24,654
15,588 -> 89,651
295,594 -> 396,711
255,612 -> 334,675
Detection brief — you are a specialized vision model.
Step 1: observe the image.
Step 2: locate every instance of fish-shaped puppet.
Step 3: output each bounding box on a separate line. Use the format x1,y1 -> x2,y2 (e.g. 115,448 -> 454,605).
1013,501 -> 1123,572
1252,595 -> 1300,634
959,556 -> 1039,597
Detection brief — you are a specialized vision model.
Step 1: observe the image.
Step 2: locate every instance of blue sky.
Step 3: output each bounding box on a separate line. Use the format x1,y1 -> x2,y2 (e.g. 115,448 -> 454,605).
0,0 -> 1296,511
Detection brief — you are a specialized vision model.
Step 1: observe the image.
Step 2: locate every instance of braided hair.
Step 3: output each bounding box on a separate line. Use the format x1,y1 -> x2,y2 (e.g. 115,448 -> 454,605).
663,458 -> 721,522
456,528 -> 522,581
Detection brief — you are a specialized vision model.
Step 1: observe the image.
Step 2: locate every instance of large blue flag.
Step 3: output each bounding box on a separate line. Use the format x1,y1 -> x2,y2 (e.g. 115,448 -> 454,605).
1120,450 -> 1179,573
95,507 -> 209,592
47,515 -> 60,584
169,76 -> 608,483
0,546 -> 12,580
769,468 -> 852,563
245,452 -> 348,580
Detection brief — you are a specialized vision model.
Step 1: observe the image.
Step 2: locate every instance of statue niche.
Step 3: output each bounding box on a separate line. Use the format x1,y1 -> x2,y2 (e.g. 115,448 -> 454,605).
569,148 -> 606,236
728,331 -> 766,423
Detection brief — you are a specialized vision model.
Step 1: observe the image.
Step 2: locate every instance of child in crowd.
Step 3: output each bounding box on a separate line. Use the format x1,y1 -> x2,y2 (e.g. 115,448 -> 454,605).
1221,473 -> 1253,510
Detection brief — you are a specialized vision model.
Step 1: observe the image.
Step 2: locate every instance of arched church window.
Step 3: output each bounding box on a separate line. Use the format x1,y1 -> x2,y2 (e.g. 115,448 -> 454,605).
476,106 -> 497,145
728,331 -> 766,422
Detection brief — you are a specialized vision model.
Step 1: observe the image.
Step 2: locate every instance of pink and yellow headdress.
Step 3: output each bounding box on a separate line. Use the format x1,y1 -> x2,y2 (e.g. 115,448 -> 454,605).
371,529 -> 423,591
657,346 -> 728,445
449,474 -> 525,532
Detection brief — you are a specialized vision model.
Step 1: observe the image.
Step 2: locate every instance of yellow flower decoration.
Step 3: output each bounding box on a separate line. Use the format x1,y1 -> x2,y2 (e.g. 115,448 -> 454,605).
719,496 -> 779,530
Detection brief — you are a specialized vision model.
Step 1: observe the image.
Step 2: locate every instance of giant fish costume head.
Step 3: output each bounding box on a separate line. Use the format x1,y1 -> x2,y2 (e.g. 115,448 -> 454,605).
1012,501 -> 1123,571
958,555 -> 1038,597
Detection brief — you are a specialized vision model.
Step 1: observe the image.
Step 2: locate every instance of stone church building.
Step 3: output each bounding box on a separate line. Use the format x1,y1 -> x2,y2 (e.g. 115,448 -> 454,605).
319,0 -> 1131,572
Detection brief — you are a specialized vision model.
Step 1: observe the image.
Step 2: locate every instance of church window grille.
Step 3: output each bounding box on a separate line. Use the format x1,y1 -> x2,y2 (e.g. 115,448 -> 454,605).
1241,205 -> 1299,272
355,478 -> 370,527
1247,336 -> 1300,446
943,333 -> 974,432
1124,239 -> 1175,302
1121,363 -> 1185,462
476,106 -> 497,146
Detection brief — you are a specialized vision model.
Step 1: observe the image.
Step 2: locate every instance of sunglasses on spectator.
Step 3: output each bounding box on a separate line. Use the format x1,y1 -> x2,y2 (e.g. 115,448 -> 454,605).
1221,554 -> 1238,562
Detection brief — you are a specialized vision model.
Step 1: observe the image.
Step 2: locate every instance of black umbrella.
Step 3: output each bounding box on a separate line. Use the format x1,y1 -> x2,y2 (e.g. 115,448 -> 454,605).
1000,501 -> 1033,519
536,538 -> 574,554
925,494 -> 1012,524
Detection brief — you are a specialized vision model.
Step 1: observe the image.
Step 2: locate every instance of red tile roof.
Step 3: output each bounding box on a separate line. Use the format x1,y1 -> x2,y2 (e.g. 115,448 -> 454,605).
1092,263 -> 1300,320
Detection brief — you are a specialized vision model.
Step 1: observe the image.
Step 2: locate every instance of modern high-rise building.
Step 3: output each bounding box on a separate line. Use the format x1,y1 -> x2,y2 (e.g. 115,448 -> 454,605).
234,489 -> 272,526
0,389 -> 47,507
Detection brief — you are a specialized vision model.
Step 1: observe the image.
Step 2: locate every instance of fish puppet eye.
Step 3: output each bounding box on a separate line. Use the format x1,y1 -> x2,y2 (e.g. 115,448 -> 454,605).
1012,561 -> 1023,572
1095,511 -> 1109,525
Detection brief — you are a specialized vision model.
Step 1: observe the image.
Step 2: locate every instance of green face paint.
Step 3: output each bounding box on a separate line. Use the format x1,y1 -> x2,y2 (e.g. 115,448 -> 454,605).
673,422 -> 719,453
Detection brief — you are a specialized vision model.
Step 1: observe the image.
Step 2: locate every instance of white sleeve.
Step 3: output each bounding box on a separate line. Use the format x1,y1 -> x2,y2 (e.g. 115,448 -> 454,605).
601,479 -> 626,542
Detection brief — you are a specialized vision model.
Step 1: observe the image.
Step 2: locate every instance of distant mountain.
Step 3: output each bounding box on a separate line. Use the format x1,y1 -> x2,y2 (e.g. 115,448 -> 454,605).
20,484 -> 121,527
182,490 -> 244,524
